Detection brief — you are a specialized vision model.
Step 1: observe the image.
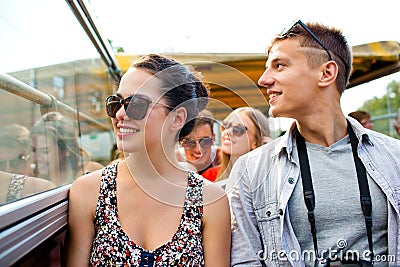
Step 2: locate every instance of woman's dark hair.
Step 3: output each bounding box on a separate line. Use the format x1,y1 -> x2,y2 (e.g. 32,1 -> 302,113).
132,54 -> 209,139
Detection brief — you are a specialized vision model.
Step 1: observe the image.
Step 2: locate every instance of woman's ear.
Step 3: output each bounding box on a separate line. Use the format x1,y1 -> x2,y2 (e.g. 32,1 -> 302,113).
250,139 -> 257,151
169,107 -> 187,131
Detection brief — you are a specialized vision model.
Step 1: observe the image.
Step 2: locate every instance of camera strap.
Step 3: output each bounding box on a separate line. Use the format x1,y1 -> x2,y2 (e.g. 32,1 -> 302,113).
295,121 -> 374,263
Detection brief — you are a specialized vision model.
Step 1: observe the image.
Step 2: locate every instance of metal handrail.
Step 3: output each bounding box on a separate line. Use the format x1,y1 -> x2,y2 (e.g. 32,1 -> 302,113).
0,72 -> 110,131
66,0 -> 121,82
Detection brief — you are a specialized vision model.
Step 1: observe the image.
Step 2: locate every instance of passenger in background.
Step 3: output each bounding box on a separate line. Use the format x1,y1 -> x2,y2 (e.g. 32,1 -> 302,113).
67,54 -> 230,266
0,124 -> 33,176
393,108 -> 400,136
0,124 -> 54,203
177,109 -> 221,177
202,107 -> 271,182
30,112 -> 103,186
0,170 -> 54,203
109,143 -> 124,165
348,109 -> 374,129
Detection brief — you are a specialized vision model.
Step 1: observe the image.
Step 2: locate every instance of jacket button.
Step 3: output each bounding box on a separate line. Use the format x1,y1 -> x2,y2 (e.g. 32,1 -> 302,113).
266,211 -> 271,216
288,177 -> 295,184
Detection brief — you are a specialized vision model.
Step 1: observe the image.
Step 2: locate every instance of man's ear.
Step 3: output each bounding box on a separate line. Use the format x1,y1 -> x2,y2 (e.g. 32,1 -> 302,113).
318,61 -> 338,87
169,107 -> 187,131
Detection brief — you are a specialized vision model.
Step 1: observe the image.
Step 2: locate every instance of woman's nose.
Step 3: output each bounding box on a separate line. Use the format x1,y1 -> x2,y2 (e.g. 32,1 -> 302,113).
115,104 -> 128,119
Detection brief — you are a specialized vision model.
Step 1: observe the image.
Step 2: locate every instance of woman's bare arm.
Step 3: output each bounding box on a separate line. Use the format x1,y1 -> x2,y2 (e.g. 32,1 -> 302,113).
202,182 -> 231,266
66,171 -> 101,267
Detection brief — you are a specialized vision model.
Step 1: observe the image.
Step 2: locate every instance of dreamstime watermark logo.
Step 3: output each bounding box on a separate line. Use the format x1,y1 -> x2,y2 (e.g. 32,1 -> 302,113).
257,239 -> 396,263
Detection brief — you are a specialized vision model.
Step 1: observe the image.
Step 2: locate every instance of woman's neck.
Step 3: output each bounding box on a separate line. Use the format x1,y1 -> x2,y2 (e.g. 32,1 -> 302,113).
125,148 -> 187,183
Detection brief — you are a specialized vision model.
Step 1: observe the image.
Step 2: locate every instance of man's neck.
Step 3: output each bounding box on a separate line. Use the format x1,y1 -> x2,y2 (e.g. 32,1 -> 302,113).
296,113 -> 348,147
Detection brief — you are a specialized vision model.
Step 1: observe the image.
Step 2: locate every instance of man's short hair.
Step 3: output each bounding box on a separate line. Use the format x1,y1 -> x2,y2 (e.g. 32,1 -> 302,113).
194,109 -> 214,134
268,21 -> 352,94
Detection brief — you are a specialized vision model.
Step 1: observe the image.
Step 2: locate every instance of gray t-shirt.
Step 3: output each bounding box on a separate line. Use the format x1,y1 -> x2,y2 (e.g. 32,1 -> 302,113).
288,135 -> 388,266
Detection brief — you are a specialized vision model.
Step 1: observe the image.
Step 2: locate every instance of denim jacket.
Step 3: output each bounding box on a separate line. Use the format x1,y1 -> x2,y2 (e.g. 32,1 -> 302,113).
227,117 -> 400,267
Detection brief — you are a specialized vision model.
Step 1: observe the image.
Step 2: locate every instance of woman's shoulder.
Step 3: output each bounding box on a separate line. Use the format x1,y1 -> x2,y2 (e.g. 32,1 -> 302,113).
71,168 -> 104,195
83,161 -> 104,174
69,168 -> 104,217
199,173 -> 227,206
199,175 -> 229,224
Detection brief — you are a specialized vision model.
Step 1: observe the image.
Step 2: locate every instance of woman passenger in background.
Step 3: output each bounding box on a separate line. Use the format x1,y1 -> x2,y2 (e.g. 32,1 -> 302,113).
348,110 -> 374,130
0,124 -> 54,203
30,112 -> 103,186
202,107 -> 271,182
66,54 -> 231,266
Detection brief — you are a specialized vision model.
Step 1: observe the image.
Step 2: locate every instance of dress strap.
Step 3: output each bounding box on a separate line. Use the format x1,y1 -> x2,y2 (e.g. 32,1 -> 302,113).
7,173 -> 26,201
94,162 -> 119,221
185,172 -> 204,211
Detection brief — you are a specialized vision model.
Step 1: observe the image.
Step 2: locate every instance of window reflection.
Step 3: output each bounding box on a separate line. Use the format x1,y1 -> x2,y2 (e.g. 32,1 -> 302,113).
0,124 -> 33,176
0,123 -> 55,203
30,112 -> 104,186
0,0 -> 113,205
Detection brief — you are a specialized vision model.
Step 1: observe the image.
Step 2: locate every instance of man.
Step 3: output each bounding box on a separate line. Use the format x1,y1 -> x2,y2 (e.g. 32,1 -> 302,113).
227,20 -> 400,266
177,109 -> 220,177
348,110 -> 374,130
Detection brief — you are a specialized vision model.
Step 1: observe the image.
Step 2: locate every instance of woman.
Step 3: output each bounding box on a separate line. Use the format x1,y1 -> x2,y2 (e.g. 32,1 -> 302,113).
0,124 -> 54,203
30,112 -> 103,186
0,124 -> 33,176
66,54 -> 231,266
202,107 -> 271,182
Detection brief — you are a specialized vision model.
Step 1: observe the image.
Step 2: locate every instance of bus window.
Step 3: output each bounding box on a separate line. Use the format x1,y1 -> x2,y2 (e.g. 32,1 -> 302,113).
0,0 -> 117,207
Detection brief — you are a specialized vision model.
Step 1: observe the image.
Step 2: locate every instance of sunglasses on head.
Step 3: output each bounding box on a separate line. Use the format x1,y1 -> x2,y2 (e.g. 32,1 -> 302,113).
106,94 -> 173,120
222,121 -> 248,137
281,20 -> 332,61
181,137 -> 213,150
0,154 -> 30,171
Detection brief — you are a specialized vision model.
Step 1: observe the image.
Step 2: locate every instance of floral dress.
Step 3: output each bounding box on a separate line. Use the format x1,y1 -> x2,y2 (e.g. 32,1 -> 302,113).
7,173 -> 26,201
89,162 -> 204,266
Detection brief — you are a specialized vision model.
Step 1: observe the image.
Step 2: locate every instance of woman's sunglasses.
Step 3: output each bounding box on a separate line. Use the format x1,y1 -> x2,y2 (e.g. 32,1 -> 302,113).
180,137 -> 213,150
106,94 -> 173,120
222,121 -> 248,137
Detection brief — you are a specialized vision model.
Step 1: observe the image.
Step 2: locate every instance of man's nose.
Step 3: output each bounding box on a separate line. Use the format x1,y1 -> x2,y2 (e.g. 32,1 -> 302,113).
258,69 -> 274,88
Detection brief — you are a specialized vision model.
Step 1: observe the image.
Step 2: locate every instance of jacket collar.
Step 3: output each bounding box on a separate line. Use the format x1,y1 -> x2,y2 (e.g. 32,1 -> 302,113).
272,117 -> 373,160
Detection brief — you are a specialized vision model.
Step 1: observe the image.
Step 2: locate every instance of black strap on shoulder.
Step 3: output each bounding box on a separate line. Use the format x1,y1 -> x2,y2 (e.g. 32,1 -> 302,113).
347,122 -> 374,261
295,131 -> 320,258
295,122 -> 374,263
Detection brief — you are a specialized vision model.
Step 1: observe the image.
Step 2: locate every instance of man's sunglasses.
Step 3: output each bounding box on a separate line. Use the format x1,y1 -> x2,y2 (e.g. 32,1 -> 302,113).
106,94 -> 173,120
0,154 -> 30,171
181,137 -> 213,150
222,121 -> 248,137
281,20 -> 332,61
